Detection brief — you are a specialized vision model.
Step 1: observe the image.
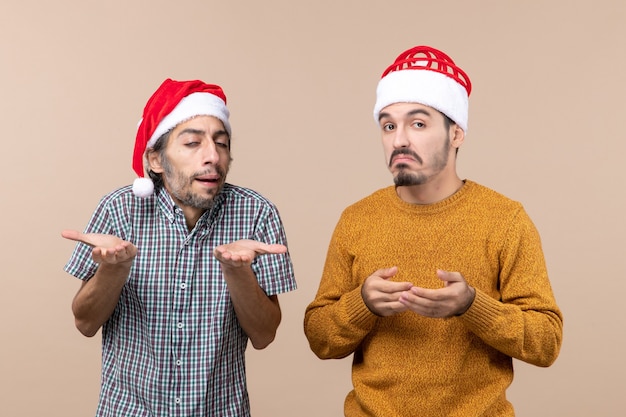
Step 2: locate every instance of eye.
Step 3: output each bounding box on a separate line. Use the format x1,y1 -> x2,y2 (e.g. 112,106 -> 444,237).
214,136 -> 230,149
184,141 -> 200,147
215,141 -> 229,149
412,121 -> 425,128
382,123 -> 395,132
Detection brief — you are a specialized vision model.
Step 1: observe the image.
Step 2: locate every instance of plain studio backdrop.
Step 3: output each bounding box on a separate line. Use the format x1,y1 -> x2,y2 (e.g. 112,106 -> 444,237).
1,1 -> 624,415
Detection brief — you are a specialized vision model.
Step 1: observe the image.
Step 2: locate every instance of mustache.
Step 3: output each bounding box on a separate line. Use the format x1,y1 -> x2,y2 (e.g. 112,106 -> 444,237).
389,149 -> 422,167
192,165 -> 226,180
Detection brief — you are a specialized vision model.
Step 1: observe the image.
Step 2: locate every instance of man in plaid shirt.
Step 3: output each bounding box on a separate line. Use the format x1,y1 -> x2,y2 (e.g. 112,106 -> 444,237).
63,79 -> 297,416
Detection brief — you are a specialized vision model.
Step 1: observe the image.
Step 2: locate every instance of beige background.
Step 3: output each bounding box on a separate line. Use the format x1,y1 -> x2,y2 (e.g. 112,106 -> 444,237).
1,0 -> 624,416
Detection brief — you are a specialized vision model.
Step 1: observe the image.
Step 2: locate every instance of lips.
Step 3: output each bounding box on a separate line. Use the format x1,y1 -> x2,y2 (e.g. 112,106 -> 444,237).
392,155 -> 415,164
390,155 -> 416,168
194,174 -> 220,184
389,150 -> 422,167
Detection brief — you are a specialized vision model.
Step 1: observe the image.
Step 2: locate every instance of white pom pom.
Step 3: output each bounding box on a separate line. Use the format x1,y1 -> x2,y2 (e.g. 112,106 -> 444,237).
132,177 -> 154,197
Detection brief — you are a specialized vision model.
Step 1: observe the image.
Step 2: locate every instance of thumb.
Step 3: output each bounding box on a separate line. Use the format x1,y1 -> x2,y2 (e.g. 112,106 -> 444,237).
437,269 -> 464,286
377,266 -> 399,280
255,243 -> 287,255
61,230 -> 86,244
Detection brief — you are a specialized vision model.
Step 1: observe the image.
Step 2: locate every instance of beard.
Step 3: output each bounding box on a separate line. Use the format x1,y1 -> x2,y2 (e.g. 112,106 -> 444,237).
392,134 -> 451,186
161,154 -> 228,210
394,167 -> 428,186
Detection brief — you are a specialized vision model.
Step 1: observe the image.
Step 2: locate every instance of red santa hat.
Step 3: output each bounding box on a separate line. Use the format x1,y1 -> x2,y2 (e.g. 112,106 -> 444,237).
132,78 -> 231,197
373,45 -> 472,131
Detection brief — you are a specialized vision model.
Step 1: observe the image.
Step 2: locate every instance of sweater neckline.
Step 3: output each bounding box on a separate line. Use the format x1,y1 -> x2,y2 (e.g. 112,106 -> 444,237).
387,179 -> 473,214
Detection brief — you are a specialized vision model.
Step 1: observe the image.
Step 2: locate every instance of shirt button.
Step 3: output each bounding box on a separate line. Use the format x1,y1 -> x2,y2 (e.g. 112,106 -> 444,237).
177,322 -> 183,329
175,398 -> 181,404
180,282 -> 186,289
176,359 -> 182,366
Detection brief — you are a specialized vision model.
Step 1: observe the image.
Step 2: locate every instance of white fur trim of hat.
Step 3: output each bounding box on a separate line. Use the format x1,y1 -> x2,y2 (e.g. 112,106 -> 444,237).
373,69 -> 469,131
147,92 -> 231,148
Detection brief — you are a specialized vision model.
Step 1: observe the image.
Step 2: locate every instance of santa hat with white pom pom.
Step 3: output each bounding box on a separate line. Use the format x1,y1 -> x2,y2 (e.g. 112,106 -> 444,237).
132,78 -> 231,197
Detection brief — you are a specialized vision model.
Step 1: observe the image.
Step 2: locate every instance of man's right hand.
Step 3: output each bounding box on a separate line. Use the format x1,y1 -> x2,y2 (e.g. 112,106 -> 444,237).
361,266 -> 414,316
62,230 -> 137,265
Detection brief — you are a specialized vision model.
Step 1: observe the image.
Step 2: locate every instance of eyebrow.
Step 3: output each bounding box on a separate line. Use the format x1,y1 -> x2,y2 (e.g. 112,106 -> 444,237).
378,107 -> 432,122
176,128 -> 204,137
176,128 -> 229,139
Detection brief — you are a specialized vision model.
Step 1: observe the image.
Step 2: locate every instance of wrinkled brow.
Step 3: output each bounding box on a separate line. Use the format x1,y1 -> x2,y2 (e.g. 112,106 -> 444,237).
378,107 -> 432,122
177,128 -> 228,138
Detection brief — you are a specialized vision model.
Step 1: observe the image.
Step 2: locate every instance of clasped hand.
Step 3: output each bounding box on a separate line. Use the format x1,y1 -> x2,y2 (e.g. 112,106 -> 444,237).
361,266 -> 475,318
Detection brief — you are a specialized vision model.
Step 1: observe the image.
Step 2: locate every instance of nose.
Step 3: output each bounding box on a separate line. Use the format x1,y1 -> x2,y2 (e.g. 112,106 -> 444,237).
392,127 -> 410,148
201,141 -> 220,165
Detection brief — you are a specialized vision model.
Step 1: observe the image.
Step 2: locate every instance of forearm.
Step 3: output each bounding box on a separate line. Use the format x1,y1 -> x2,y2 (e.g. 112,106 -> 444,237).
304,286 -> 378,359
72,263 -> 129,337
463,210 -> 564,366
460,289 -> 563,366
222,266 -> 282,349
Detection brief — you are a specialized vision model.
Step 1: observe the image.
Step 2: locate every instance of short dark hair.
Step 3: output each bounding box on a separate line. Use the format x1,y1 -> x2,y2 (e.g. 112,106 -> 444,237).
147,130 -> 171,190
441,113 -> 460,155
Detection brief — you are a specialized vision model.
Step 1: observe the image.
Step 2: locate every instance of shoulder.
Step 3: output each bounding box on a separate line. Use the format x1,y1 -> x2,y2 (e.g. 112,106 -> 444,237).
348,186 -> 394,207
97,185 -> 156,210
339,186 -> 395,219
463,180 -> 523,212
220,183 -> 280,212
90,185 -> 160,225
222,183 -> 274,203
462,181 -> 538,235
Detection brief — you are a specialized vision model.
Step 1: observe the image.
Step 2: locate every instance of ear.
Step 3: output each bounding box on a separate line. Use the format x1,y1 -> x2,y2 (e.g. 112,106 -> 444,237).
451,125 -> 465,149
146,149 -> 164,174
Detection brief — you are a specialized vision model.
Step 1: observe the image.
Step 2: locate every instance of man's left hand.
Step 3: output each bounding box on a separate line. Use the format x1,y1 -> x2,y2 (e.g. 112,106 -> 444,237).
398,270 -> 476,318
214,239 -> 286,268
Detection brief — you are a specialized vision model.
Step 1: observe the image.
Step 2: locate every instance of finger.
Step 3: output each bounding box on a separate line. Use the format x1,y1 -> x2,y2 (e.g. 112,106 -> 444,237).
409,285 -> 450,302
381,280 -> 414,293
399,291 -> 450,317
400,289 -> 427,305
96,247 -> 115,264
213,248 -> 231,261
91,247 -> 104,263
380,301 -> 410,316
62,229 -> 103,248
61,230 -> 89,244
437,270 -> 465,286
367,268 -> 412,293
215,249 -> 250,264
378,267 -> 414,292
254,243 -> 287,255
375,266 -> 399,280
103,247 -> 133,264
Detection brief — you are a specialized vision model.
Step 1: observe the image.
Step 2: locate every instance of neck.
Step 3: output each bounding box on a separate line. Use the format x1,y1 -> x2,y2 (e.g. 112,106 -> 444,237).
181,207 -> 205,231
396,176 -> 464,205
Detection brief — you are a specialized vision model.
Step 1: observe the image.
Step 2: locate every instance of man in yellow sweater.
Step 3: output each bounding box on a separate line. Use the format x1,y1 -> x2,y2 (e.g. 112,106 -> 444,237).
304,45 -> 563,416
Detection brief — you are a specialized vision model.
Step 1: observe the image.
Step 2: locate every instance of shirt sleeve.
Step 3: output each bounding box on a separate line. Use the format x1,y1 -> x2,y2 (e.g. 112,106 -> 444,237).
63,195 -> 116,281
303,213 -> 379,359
459,207 -> 564,367
250,202 -> 297,296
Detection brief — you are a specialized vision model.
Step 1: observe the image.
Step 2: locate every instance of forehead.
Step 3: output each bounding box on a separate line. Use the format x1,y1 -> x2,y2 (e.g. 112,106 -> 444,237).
172,115 -> 226,133
379,102 -> 441,120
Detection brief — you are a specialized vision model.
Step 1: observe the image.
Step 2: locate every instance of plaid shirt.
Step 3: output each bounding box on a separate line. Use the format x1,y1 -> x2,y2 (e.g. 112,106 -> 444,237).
65,184 -> 297,417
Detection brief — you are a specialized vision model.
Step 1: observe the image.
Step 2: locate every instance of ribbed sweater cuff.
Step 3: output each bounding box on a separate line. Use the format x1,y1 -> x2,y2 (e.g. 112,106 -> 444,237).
344,286 -> 379,328
459,289 -> 502,333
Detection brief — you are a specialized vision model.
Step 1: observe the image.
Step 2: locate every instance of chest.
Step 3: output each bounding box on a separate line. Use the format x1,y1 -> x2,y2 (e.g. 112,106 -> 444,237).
348,213 -> 504,290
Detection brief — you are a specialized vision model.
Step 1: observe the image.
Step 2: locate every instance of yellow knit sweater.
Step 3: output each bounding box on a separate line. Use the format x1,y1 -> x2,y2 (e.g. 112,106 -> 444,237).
304,180 -> 563,417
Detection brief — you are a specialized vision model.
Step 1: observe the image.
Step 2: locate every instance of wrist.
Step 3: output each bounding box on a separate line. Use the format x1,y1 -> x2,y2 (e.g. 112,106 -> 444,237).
456,286 -> 476,316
